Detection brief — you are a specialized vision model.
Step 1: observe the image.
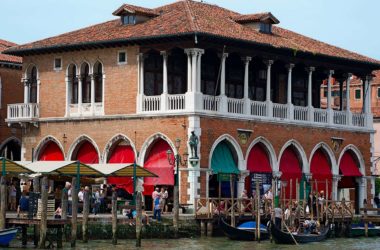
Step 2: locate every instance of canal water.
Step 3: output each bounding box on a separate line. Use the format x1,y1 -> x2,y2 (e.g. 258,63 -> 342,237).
9,237 -> 380,249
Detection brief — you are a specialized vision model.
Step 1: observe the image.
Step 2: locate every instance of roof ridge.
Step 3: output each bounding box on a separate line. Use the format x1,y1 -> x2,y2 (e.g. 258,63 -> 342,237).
183,0 -> 199,32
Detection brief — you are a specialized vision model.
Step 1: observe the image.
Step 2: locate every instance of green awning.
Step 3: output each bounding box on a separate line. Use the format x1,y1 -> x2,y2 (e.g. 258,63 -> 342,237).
211,142 -> 239,175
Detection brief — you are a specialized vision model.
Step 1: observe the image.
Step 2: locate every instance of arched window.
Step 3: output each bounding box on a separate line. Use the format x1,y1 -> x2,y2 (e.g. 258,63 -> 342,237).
144,51 -> 163,96
94,62 -> 103,102
226,53 -> 244,99
29,66 -> 38,103
81,63 -> 91,103
68,64 -> 78,104
167,49 -> 186,94
201,50 -> 220,96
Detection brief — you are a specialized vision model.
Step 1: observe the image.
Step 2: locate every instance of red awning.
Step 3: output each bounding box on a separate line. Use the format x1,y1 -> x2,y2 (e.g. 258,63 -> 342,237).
339,152 -> 362,177
107,145 -> 135,193
76,141 -> 99,164
279,147 -> 302,198
310,149 -> 332,197
247,144 -> 272,173
39,141 -> 64,161
144,140 -> 174,187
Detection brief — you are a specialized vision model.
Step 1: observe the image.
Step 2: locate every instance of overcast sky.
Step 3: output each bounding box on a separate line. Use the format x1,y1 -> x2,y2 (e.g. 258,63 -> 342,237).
1,0 -> 379,60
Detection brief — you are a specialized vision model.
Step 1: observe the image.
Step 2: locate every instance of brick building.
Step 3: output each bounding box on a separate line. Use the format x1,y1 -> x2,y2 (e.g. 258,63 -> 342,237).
4,1 -> 380,211
0,39 -> 22,160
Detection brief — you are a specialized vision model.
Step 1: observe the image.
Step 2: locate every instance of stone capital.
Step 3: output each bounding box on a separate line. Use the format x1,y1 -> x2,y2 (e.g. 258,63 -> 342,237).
264,59 -> 274,66
184,48 -> 204,56
332,174 -> 342,182
241,56 -> 252,64
286,63 -> 295,70
306,66 -> 315,73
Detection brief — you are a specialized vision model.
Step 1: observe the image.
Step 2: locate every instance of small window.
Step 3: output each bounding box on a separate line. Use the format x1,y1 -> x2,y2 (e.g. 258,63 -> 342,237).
260,23 -> 272,34
122,15 -> 136,25
54,58 -> 62,70
355,89 -> 361,100
118,51 -> 127,64
377,87 -> 380,99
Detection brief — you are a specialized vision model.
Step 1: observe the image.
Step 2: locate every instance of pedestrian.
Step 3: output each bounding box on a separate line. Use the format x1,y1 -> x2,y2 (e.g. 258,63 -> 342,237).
160,187 -> 168,213
92,188 -> 101,215
374,194 -> 380,215
17,191 -> 29,217
153,193 -> 162,222
274,206 -> 283,228
8,182 -> 17,211
66,182 -> 72,215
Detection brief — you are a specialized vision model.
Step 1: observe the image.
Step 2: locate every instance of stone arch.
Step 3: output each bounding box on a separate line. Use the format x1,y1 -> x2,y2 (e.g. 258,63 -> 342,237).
245,136 -> 277,172
139,132 -> 177,166
309,142 -> 337,175
68,135 -> 101,163
34,135 -> 65,160
103,134 -> 137,163
66,63 -> 78,76
338,144 -> 366,176
0,136 -> 21,161
25,63 -> 39,79
278,139 -> 309,174
208,134 -> 244,172
80,61 -> 92,74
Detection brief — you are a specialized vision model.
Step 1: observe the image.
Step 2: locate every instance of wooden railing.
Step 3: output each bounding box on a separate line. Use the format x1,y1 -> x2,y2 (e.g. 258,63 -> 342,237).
195,197 -> 354,221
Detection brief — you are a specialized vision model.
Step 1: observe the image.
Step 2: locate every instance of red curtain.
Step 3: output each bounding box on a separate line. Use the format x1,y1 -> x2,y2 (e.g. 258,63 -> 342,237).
279,147 -> 302,199
107,145 -> 135,193
339,151 -> 362,177
144,139 -> 174,188
310,149 -> 332,198
75,141 -> 99,164
39,141 -> 64,161
245,143 -> 272,192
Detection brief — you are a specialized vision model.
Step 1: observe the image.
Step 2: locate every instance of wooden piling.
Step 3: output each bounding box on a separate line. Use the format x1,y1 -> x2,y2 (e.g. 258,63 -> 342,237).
230,174 -> 235,227
136,191 -> 142,247
33,177 -> 40,192
112,190 -> 117,245
38,176 -> 48,249
207,221 -> 213,237
200,220 -> 206,236
61,185 -> 68,220
71,177 -> 78,248
33,177 -> 40,246
173,184 -> 179,238
22,226 -> 27,246
57,227 -> 63,248
82,189 -> 90,243
256,181 -> 261,242
0,176 -> 7,230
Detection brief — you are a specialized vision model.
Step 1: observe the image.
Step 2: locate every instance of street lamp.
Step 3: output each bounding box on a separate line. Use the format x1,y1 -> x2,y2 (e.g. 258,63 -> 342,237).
166,138 -> 188,238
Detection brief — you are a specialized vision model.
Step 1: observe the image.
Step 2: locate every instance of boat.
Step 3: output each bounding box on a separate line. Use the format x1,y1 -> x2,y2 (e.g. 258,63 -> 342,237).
220,217 -> 269,241
348,223 -> 380,237
270,222 -> 330,244
0,228 -> 19,247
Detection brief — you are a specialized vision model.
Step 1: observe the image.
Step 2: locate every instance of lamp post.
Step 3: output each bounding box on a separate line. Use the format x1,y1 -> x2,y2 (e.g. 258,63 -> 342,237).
167,138 -> 188,238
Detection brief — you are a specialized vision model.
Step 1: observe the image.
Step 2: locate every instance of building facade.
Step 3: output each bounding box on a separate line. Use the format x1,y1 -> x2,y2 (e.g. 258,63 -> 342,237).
4,1 -> 380,211
0,39 -> 22,161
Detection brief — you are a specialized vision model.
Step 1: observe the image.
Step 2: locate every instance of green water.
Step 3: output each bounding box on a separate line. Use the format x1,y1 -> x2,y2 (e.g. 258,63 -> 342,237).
8,237 -> 380,249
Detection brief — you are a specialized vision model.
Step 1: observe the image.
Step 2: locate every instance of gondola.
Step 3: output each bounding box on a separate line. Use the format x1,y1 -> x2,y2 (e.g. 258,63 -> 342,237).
220,217 -> 269,241
269,221 -> 330,244
0,228 -> 19,247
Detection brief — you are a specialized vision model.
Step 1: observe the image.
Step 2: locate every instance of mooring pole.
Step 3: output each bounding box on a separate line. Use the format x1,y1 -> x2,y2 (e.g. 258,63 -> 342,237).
82,188 -> 90,243
112,190 -> 117,245
230,174 -> 235,227
61,185 -> 68,220
136,191 -> 142,247
71,176 -> 78,248
256,181 -> 261,242
0,175 -> 7,230
38,176 -> 48,249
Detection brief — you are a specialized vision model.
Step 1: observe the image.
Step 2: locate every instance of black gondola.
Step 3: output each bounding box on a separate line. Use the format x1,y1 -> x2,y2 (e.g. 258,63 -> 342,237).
220,217 -> 269,241
270,221 -> 330,244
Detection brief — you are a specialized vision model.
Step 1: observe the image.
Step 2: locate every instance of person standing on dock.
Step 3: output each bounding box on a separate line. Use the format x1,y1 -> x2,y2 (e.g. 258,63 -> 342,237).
153,192 -> 162,222
374,194 -> 380,215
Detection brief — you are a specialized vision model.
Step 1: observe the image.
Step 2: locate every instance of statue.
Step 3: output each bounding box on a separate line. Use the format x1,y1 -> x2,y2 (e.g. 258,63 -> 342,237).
188,131 -> 199,159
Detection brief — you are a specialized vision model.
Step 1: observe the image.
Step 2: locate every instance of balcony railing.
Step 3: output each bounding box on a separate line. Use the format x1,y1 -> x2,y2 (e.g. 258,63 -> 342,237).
7,103 -> 39,122
135,94 -> 372,129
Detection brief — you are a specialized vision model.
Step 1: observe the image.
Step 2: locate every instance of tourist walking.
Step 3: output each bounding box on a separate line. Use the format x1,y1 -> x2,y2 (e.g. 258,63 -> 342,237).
153,193 -> 162,222
92,188 -> 101,215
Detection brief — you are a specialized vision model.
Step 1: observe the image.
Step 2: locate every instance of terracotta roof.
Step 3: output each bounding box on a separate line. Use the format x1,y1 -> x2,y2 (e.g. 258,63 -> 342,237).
233,12 -> 280,24
0,39 -> 22,64
5,0 -> 379,67
112,3 -> 159,17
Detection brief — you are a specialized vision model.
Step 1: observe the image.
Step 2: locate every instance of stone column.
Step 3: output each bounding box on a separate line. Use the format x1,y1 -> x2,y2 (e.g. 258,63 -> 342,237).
187,116 -> 201,209
196,50 -> 203,93
136,53 -> 144,113
265,60 -> 274,117
346,73 -> 353,125
184,48 -> 204,112
220,53 -> 229,113
191,51 -> 197,93
65,76 -> 70,117
287,63 -> 295,119
356,177 -> 366,209
364,75 -> 373,128
23,79 -> 29,103
90,74 -> 95,115
327,70 -> 334,124
243,57 -> 252,115
307,67 -> 315,122
161,51 -> 168,111
332,175 -> 341,201
36,78 -> 41,103
78,75 -> 83,114
238,172 -> 249,199
186,50 -> 192,93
